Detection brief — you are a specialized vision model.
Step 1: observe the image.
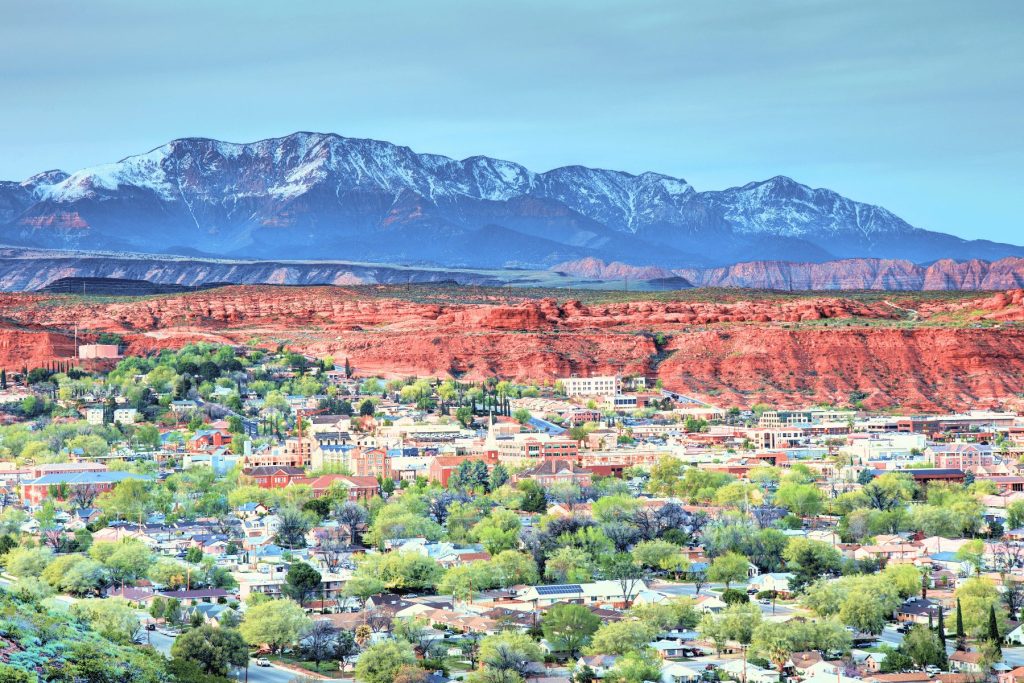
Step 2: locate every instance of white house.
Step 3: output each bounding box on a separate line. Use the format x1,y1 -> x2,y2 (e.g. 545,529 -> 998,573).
660,662 -> 703,683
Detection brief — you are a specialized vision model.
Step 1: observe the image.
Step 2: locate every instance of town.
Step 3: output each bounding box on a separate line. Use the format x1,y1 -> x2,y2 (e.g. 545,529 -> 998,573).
1,343 -> 1023,683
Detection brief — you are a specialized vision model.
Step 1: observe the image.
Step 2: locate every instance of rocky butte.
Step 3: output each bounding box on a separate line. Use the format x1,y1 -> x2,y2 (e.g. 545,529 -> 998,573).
1,285 -> 1022,412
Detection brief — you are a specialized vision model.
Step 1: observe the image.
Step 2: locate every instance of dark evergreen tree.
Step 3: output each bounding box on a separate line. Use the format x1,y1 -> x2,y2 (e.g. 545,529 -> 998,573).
988,604 -> 1002,656
953,600 -> 968,650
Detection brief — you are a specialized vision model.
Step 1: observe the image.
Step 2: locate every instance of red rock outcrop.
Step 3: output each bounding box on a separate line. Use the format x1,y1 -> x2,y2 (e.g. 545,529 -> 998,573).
0,286 -> 1021,411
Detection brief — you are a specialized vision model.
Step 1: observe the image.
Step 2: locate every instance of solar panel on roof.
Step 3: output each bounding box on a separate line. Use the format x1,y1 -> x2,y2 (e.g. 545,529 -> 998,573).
535,584 -> 582,595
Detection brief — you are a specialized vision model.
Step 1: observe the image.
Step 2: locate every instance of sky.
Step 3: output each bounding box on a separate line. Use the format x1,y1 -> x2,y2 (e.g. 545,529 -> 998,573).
2,0 -> 1022,242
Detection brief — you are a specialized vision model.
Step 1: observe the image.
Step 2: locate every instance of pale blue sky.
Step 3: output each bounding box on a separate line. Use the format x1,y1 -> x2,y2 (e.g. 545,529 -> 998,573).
2,0 -> 1021,242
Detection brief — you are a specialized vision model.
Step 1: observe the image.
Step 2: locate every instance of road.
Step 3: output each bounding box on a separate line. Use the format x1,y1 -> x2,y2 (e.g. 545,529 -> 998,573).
144,625 -> 301,682
650,581 -> 799,618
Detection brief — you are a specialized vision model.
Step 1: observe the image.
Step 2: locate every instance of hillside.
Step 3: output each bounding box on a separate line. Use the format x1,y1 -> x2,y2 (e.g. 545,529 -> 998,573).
1,285 -> 1022,411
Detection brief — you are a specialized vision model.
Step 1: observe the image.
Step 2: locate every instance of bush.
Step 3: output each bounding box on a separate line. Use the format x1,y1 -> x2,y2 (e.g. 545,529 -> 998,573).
720,588 -> 750,605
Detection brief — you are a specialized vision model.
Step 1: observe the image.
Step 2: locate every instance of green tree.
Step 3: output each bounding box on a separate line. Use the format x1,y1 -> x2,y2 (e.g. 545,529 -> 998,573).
283,561 -> 322,607
586,620 -> 657,656
239,599 -> 311,653
355,640 -> 418,683
707,551 -> 749,589
542,603 -> 601,658
171,625 -> 248,676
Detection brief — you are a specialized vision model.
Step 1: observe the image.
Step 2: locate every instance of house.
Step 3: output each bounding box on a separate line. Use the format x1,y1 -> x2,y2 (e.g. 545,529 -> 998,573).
747,572 -> 794,597
660,662 -> 703,683
85,405 -> 106,425
242,466 -> 306,489
998,666 -> 1024,683
719,660 -> 779,683
515,458 -> 593,487
694,594 -> 727,614
1003,622 -> 1024,645
297,474 -> 379,501
896,598 -> 943,625
650,639 -> 690,660
577,655 -> 617,679
158,588 -> 232,605
949,650 -> 985,674
518,580 -> 649,608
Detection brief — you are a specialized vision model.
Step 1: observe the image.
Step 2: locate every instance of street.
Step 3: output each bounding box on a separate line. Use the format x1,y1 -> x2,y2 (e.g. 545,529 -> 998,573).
649,580 -> 800,618
143,625 -> 301,683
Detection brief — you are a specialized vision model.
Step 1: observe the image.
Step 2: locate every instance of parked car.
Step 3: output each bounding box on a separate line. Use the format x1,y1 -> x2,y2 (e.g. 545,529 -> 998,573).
145,623 -> 156,631
255,658 -> 271,667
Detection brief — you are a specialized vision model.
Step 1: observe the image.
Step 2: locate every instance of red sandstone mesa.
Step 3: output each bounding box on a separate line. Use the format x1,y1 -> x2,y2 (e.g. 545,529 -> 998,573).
0,286 -> 1021,411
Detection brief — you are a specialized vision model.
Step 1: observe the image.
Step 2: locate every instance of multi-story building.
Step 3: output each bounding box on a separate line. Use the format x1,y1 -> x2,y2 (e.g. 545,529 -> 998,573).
243,438 -> 310,469
928,443 -> 995,472
559,375 -> 622,398
113,408 -> 138,425
85,405 -> 106,425
351,448 -> 391,479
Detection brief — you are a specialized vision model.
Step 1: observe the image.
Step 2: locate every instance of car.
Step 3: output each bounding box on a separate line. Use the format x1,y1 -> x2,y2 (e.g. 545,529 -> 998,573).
255,658 -> 271,667
759,598 -> 771,605
145,623 -> 156,631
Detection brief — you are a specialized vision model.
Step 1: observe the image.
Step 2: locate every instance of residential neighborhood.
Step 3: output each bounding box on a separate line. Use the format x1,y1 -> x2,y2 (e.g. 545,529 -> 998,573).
3,346 -> 1024,683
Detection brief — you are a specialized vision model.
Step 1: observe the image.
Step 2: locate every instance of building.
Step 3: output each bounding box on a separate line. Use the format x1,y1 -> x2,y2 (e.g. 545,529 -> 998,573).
351,448 -> 391,479
78,344 -> 121,359
85,405 -> 106,425
298,474 -> 379,501
559,375 -> 622,398
242,466 -> 306,489
929,444 -> 996,472
113,408 -> 138,425
244,438 -> 310,469
21,471 -> 152,505
514,458 -> 593,487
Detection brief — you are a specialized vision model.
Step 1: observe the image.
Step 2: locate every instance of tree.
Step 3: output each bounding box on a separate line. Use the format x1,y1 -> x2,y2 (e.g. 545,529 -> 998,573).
300,620 -> 340,671
479,632 -> 544,677
902,625 -> 946,668
239,599 -> 311,653
171,625 -> 248,676
956,539 -> 985,576
936,600 -> 948,658
604,649 -> 662,683
542,604 -> 601,658
631,539 -> 680,570
604,553 -> 646,607
355,640 -> 418,683
988,604 -> 1002,656
707,552 -> 750,590
956,597 -> 965,649
275,506 -> 314,549
335,501 -> 370,546
71,598 -> 142,645
784,538 -> 842,592
956,577 -> 1005,639
283,562 -> 322,607
774,482 -> 824,518
587,620 -> 657,656
489,463 -> 510,491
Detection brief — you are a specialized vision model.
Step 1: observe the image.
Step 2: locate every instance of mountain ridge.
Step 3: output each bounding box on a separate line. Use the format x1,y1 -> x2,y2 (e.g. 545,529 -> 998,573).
1,131 -> 1020,267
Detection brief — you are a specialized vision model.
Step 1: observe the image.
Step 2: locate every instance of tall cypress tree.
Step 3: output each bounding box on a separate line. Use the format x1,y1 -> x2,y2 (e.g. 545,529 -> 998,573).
929,612 -> 935,631
988,604 -> 1002,656
955,597 -> 966,651
937,605 -> 947,649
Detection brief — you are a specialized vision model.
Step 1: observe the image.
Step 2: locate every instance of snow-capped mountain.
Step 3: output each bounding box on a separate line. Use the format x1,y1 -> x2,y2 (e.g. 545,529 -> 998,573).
1,131 -> 1019,267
